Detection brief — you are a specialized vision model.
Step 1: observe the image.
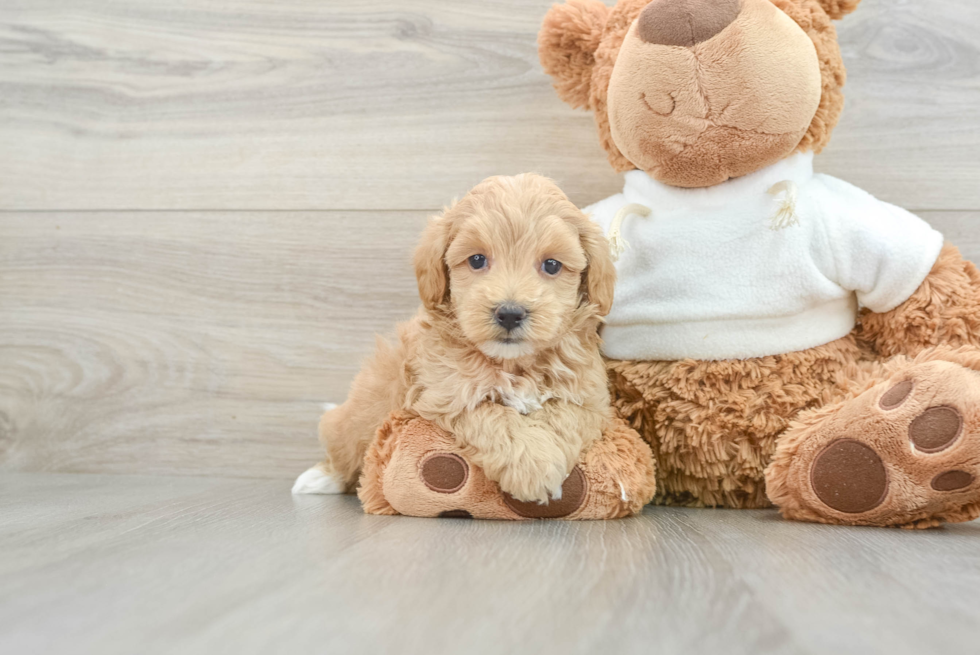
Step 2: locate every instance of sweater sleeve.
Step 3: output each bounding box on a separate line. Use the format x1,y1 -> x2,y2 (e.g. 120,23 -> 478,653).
814,175 -> 945,313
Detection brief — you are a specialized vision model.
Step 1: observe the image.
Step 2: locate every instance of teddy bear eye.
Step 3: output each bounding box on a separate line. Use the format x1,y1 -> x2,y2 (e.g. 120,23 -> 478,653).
468,254 -> 487,270
542,259 -> 563,275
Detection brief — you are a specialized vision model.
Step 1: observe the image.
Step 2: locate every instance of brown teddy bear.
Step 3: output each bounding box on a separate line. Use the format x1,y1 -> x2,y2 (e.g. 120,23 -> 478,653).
539,0 -> 980,527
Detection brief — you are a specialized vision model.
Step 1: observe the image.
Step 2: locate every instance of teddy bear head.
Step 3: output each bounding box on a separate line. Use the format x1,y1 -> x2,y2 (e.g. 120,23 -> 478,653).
539,0 -> 860,188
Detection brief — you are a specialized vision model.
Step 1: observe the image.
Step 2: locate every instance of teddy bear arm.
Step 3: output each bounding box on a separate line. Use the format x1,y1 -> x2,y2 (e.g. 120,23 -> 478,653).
858,243 -> 980,358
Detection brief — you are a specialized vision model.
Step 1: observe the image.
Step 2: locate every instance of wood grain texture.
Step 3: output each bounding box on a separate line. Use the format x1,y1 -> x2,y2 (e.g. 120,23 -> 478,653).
1,211 -> 978,479
1,472 -> 979,655
0,0 -> 978,211
0,211 -> 428,478
2,2 -> 978,648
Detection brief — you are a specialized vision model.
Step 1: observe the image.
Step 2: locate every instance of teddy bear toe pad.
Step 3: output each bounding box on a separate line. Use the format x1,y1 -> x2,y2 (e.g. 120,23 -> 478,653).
767,359 -> 980,528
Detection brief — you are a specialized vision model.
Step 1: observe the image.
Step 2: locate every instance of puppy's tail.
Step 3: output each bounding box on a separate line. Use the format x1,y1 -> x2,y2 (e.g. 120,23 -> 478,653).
292,461 -> 345,495
291,402 -> 344,495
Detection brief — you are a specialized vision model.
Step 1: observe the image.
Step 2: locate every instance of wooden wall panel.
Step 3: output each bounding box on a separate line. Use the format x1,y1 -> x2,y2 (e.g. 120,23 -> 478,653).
0,212 -> 426,477
1,211 -> 976,478
0,0 -> 977,211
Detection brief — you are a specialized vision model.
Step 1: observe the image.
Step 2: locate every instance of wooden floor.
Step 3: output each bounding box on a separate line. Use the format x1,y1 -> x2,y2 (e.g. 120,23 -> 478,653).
2,0 -> 980,651
2,472 -> 979,655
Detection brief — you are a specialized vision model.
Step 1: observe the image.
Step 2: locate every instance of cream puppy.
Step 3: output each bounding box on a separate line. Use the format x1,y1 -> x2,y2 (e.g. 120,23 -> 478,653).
293,174 -> 616,503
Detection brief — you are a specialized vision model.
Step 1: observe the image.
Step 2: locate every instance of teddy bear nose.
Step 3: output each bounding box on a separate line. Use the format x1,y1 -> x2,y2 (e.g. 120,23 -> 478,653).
637,0 -> 742,47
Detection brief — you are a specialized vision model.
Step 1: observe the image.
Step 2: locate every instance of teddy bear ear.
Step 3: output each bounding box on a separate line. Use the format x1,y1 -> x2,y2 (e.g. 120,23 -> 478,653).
815,0 -> 861,20
538,0 -> 610,110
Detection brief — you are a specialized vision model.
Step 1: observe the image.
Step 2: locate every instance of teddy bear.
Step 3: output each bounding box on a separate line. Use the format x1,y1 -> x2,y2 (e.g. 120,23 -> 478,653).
538,0 -> 980,527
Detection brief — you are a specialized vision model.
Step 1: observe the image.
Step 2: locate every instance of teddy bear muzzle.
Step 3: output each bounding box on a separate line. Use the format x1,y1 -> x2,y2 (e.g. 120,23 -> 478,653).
637,0 -> 741,47
606,0 -> 823,188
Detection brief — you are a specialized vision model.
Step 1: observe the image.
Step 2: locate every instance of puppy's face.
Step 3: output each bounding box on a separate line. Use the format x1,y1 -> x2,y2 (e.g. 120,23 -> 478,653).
445,204 -> 585,360
414,174 -> 615,360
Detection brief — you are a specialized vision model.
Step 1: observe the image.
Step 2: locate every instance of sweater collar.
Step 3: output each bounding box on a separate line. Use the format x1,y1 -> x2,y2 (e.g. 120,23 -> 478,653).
621,151 -> 815,213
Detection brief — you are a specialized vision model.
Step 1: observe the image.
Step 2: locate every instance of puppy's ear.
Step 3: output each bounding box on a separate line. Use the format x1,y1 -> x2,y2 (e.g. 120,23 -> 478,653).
575,213 -> 616,317
414,213 -> 452,311
814,0 -> 861,19
538,0 -> 609,110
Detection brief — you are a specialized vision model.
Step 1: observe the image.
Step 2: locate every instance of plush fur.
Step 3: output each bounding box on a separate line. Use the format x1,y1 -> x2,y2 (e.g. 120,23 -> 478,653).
608,245 -> 980,526
307,174 -> 618,505
814,0 -> 861,21
606,0 -> 823,186
766,346 -> 980,529
539,0 -> 980,527
857,244 -> 980,359
608,332 -> 866,508
539,0 -> 850,182
538,0 -> 610,109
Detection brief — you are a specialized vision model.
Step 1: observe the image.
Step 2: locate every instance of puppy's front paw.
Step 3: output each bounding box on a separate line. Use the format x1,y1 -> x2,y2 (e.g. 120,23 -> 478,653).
497,452 -> 569,505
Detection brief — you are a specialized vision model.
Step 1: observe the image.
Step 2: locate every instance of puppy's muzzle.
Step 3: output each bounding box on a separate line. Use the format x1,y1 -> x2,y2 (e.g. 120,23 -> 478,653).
493,304 -> 528,333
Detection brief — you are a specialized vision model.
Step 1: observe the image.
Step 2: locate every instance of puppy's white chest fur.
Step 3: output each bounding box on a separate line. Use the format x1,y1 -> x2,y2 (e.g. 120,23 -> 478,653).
497,387 -> 552,415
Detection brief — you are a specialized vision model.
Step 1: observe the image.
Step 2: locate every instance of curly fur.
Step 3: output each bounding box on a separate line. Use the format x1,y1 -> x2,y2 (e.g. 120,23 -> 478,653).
314,174 -> 618,504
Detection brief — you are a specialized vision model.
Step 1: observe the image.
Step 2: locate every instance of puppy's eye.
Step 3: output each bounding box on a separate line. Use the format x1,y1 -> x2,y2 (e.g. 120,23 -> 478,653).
542,259 -> 563,275
468,254 -> 487,270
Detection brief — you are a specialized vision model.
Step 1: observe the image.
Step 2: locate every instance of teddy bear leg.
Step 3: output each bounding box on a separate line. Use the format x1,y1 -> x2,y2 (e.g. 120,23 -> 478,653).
859,243 -> 980,358
607,335 -> 864,509
359,415 -> 656,520
765,346 -> 980,528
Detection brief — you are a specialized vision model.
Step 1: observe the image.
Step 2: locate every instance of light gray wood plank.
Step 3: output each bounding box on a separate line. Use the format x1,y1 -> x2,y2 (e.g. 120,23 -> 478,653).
927,212 -> 980,260
821,0 -> 980,208
1,211 -> 978,479
0,211 -> 429,478
683,510 -> 980,655
0,472 -> 977,655
0,0 -> 977,212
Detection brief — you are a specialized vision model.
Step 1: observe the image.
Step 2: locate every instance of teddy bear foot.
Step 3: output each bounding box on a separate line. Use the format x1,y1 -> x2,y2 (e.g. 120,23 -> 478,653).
357,414 -> 657,520
766,349 -> 980,528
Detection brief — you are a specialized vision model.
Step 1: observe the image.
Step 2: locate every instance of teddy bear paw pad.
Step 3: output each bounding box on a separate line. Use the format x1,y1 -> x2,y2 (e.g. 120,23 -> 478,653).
420,453 -> 469,493
502,466 -> 588,519
809,439 -> 888,514
768,359 -> 980,527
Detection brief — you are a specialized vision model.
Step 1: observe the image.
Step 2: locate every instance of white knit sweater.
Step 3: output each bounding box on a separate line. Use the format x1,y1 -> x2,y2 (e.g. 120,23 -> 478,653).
586,152 -> 944,361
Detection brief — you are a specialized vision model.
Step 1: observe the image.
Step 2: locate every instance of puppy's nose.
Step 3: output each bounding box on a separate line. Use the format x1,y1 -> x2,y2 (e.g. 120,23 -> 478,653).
494,304 -> 527,332
637,0 -> 741,47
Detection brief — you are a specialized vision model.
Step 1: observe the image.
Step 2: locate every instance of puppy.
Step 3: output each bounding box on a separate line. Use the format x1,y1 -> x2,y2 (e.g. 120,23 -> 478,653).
293,174 -> 616,503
